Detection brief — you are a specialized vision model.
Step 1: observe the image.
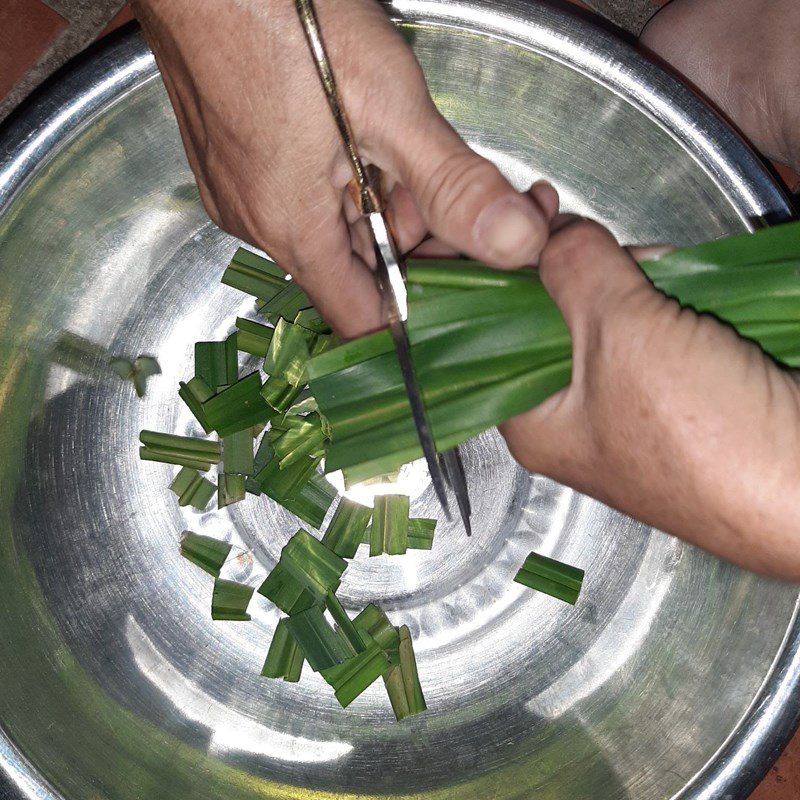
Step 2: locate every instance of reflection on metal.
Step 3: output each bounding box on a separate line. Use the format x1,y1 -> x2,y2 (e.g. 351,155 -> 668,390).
0,1 -> 797,799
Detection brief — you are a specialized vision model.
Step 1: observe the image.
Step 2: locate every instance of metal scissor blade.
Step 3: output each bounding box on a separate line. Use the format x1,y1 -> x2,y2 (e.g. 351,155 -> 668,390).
439,447 -> 472,536
368,212 -> 452,520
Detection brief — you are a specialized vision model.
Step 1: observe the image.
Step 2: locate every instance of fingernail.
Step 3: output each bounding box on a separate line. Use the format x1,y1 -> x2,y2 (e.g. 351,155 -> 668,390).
473,194 -> 545,265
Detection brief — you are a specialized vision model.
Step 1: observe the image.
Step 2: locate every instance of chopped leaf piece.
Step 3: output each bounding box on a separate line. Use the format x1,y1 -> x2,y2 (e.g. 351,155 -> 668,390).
260,376 -> 306,414
202,372 -> 274,436
223,430 -> 254,475
326,591 -> 366,653
322,498 -> 372,558
281,529 -> 347,602
370,495 -> 409,556
408,518 -> 437,550
195,333 -> 238,391
260,283 -> 312,326
235,317 -> 275,357
269,412 -> 327,468
179,376 -> 215,433
180,531 -> 232,577
287,605 -> 354,672
294,307 -> 331,334
170,467 -> 216,509
353,604 -> 400,656
279,473 -> 337,529
218,472 -> 246,508
253,447 -> 321,504
513,552 -> 584,605
139,430 -> 220,471
211,578 -> 254,621
257,562 -> 316,615
262,618 -> 305,682
222,247 -> 287,300
321,640 -> 390,708
264,318 -> 315,387
384,625 -> 426,720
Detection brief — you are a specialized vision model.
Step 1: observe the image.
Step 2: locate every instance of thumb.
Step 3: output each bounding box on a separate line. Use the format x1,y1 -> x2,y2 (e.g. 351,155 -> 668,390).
389,109 -> 552,268
537,217 -> 652,334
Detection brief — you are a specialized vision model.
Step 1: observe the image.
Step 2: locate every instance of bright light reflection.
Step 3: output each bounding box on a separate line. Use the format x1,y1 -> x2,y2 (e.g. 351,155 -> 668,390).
328,457 -> 431,505
125,616 -> 352,763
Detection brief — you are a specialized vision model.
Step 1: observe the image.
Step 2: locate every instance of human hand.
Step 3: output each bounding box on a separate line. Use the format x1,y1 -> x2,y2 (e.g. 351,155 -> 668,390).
132,0 -> 552,337
500,212 -> 800,579
641,0 -> 800,172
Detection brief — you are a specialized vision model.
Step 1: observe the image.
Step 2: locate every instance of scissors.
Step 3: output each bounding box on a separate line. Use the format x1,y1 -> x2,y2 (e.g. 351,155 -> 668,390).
295,0 -> 472,535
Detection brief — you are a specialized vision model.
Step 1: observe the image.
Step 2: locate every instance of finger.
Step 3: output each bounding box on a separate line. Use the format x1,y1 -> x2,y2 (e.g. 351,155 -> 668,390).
287,215 -> 383,339
530,180 -> 560,223
386,103 -> 552,268
537,219 -> 652,332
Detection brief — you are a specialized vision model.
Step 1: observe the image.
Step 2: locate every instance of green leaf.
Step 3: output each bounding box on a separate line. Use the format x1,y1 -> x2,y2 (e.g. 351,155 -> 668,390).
257,562 -> 316,615
383,625 -> 426,721
269,412 -> 327,468
370,495 -> 409,556
260,376 -> 306,414
262,618 -> 305,682
218,472 -> 246,508
195,333 -> 238,391
408,517 -> 436,550
513,552 -> 584,605
235,317 -> 275,357
253,446 -> 322,503
202,372 -> 274,436
223,430 -> 254,475
180,531 -> 232,577
222,247 -> 287,300
294,307 -> 331,334
322,498 -> 372,558
279,473 -> 337,529
287,605 -> 354,672
325,591 -> 366,653
179,376 -> 215,434
280,529 -> 347,603
140,430 -> 220,471
211,578 -> 254,621
353,604 -> 400,655
169,467 -> 216,509
320,639 -> 390,708
260,283 -> 313,326
264,318 -> 315,387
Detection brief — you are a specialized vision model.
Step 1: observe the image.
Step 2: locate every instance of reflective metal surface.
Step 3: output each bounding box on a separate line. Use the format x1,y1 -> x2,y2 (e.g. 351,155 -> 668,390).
0,2 -> 796,799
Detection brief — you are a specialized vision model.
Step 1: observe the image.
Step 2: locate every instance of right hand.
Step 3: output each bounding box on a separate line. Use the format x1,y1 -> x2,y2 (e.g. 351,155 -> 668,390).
132,0 -> 553,337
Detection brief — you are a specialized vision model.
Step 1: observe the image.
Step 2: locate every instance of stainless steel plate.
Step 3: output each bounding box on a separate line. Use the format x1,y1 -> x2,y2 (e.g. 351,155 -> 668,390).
0,2 -> 797,799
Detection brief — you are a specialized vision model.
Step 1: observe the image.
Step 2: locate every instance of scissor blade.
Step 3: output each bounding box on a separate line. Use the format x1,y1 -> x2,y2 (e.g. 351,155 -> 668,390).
440,448 -> 472,536
368,212 -> 452,520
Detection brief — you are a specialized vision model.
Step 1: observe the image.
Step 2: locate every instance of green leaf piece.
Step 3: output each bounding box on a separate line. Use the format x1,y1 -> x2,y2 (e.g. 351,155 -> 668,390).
260,283 -> 312,326
223,430 -> 255,475
218,472 -> 246,508
257,562 -> 316,616
281,529 -> 347,603
287,605 -> 354,672
260,376 -> 306,414
211,578 -> 254,621
384,625 -> 426,721
252,446 -> 322,504
169,467 -> 216,510
180,531 -> 232,578
179,376 -> 215,434
321,639 -> 390,708
408,518 -> 437,550
262,618 -> 305,682
294,307 -> 331,334
370,495 -> 409,556
513,552 -> 584,605
195,333 -> 238,391
202,372 -> 274,436
325,591 -> 366,653
278,472 -> 337,529
322,498 -> 372,558
269,412 -> 327,468
222,247 -> 287,300
235,317 -> 275,357
264,318 -> 315,387
139,430 -> 220,471
353,604 -> 400,656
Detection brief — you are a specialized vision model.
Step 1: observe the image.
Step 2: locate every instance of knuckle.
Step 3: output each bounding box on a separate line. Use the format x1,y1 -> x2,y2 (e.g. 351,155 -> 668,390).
420,151 -> 501,222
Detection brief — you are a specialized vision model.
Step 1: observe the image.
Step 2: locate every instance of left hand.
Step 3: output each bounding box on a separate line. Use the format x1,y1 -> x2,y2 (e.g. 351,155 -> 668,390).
500,208 -> 800,579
